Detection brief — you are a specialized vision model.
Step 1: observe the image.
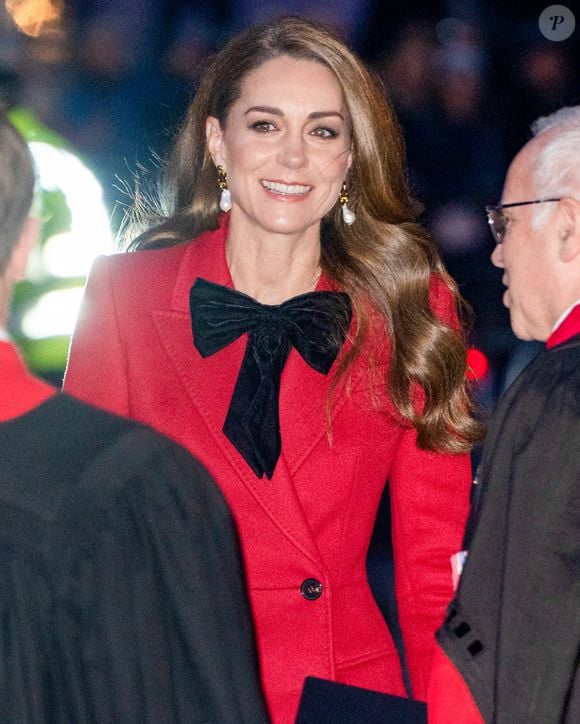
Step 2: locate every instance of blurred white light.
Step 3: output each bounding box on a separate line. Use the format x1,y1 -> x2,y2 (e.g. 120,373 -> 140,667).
42,232 -> 95,278
21,287 -> 85,339
28,141 -> 114,279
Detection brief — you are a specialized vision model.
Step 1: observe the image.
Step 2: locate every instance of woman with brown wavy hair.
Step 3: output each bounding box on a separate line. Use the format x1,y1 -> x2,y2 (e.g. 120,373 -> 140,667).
65,16 -> 482,723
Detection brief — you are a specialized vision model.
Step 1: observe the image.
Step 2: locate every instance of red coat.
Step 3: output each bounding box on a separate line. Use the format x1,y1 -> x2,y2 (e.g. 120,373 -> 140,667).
0,340 -> 54,421
64,219 -> 472,723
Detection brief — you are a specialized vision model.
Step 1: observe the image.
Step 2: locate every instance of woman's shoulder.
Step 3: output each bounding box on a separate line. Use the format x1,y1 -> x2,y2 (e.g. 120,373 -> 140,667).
81,243 -> 193,312
87,241 -> 198,300
95,222 -> 226,283
99,241 -> 191,276
428,272 -> 453,303
359,273 -> 455,335
428,273 -> 459,329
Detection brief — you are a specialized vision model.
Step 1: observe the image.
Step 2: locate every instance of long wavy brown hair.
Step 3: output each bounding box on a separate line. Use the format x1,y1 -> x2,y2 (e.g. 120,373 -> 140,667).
126,16 -> 483,453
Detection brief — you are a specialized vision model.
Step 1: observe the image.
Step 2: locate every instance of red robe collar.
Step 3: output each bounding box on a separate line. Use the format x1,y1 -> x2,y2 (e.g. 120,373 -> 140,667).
546,304 -> 580,349
0,341 -> 55,421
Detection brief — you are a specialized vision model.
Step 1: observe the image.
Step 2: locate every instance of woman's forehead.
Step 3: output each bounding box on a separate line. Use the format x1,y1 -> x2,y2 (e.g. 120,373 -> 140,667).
234,56 -> 345,111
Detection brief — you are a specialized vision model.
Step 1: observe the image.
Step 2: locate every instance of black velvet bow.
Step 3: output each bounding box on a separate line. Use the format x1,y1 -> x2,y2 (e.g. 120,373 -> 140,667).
190,278 -> 352,479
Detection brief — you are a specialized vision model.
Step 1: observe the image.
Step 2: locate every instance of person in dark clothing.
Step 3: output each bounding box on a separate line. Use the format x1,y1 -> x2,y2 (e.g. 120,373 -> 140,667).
0,111 -> 268,723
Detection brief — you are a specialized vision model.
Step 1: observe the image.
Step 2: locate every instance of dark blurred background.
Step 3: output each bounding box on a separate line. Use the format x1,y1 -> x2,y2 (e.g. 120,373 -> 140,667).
2,0 -> 579,406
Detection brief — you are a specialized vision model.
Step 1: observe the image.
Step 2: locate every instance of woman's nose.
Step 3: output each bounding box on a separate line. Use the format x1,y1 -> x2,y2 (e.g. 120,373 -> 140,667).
277,133 -> 308,169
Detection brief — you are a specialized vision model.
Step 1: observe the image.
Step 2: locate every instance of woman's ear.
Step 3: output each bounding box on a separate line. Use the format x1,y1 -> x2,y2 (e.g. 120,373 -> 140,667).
206,116 -> 225,168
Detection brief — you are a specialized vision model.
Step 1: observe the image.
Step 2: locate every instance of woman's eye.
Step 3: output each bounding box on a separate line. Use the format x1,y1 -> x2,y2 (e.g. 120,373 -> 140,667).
311,126 -> 338,139
250,120 -> 277,132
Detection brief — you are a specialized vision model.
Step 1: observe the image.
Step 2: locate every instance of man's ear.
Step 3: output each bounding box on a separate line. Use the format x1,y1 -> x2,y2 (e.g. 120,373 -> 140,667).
206,116 -> 225,168
7,217 -> 39,282
557,198 -> 580,263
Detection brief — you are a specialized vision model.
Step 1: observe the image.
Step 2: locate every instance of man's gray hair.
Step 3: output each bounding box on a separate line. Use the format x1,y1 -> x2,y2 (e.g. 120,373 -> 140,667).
530,106 -> 580,228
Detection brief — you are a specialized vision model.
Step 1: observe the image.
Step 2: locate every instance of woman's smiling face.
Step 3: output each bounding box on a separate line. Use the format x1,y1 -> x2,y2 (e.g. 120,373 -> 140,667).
206,55 -> 352,239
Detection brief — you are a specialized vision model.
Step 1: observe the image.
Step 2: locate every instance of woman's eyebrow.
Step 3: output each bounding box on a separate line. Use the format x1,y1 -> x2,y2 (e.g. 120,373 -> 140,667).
244,105 -> 282,116
309,111 -> 345,121
244,105 -> 344,121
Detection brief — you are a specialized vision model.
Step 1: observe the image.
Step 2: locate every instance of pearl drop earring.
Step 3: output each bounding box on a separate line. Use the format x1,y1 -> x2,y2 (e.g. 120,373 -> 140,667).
217,165 -> 232,212
339,181 -> 355,225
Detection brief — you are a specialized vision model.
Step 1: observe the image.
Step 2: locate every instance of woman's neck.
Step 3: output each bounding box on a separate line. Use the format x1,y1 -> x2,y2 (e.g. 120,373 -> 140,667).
225,220 -> 321,305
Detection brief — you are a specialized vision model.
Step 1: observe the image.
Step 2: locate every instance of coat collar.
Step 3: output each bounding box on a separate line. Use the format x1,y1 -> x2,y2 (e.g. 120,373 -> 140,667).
171,215 -> 233,312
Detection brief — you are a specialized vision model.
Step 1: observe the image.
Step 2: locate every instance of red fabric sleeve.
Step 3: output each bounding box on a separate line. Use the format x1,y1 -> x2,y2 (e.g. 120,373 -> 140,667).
428,645 -> 484,724
389,275 -> 472,699
389,428 -> 471,698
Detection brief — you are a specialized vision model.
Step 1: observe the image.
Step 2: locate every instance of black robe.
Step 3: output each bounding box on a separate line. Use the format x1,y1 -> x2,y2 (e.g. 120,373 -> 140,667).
0,394 -> 269,723
437,334 -> 580,723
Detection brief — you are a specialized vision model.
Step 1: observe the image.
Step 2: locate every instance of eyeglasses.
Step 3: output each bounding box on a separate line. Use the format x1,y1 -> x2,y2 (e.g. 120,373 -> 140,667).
485,198 -> 561,244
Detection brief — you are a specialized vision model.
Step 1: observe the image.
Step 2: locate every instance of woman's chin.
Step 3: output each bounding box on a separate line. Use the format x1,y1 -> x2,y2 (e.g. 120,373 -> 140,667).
248,212 -> 321,237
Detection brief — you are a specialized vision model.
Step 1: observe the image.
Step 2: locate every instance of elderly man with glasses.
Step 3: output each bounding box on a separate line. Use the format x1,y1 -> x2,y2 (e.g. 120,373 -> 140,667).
428,106 -> 580,723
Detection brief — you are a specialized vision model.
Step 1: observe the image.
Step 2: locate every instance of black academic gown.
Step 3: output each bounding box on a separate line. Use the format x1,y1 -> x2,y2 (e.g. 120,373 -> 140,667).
0,393 -> 269,723
436,334 -> 580,723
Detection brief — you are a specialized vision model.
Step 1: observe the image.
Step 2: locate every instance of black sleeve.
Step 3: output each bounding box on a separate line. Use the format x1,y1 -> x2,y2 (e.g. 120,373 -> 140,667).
0,427 -> 269,723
